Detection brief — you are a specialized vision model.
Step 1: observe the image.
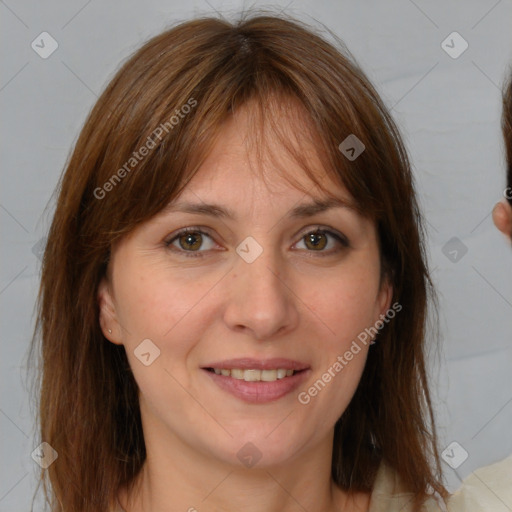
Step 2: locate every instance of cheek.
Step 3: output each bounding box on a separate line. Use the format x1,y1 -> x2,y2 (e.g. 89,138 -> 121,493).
112,266 -> 212,408
116,266 -> 215,341
113,260 -> 224,364
305,261 -> 382,347
293,260 -> 380,416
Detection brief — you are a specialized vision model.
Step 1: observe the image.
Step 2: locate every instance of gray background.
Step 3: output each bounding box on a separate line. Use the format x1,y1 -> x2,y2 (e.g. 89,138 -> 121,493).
1,0 -> 512,510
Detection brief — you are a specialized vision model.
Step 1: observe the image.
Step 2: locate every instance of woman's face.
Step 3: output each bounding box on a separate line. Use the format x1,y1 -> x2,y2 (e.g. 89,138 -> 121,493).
99,103 -> 392,469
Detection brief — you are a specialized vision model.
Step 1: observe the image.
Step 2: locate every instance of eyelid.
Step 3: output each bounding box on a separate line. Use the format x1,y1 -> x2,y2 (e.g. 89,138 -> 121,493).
165,225 -> 215,242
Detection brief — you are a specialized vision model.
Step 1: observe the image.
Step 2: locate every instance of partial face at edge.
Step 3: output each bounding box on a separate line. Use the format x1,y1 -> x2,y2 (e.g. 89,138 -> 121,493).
493,198 -> 512,240
97,101 -> 393,469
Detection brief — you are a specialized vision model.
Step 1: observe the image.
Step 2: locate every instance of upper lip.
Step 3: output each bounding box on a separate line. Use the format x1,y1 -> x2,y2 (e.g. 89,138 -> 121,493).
202,358 -> 310,371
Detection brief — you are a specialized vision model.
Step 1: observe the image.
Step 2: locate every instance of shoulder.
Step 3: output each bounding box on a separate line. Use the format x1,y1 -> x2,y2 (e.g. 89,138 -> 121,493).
368,462 -> 446,512
448,454 -> 512,512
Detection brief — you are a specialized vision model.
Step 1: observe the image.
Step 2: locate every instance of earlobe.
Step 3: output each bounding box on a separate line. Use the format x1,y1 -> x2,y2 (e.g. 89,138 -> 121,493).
492,201 -> 512,240
97,277 -> 123,345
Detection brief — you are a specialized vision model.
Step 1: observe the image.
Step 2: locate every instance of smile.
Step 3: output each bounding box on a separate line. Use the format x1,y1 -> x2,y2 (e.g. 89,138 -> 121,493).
202,358 -> 310,403
206,368 -> 296,381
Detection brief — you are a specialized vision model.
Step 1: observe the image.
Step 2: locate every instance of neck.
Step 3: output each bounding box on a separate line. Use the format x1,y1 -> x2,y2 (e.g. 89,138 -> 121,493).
118,404 -> 365,512
122,462 -> 343,512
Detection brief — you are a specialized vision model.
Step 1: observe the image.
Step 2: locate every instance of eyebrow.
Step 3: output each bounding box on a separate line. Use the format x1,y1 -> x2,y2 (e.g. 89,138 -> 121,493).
163,197 -> 357,220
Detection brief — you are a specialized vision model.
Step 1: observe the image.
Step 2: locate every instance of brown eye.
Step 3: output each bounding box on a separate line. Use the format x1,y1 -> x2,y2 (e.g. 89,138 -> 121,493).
166,228 -> 217,255
294,228 -> 349,254
304,232 -> 328,250
178,231 -> 203,251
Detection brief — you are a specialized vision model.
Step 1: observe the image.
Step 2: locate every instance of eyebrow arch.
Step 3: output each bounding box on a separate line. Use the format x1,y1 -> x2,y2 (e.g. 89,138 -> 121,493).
163,197 -> 357,220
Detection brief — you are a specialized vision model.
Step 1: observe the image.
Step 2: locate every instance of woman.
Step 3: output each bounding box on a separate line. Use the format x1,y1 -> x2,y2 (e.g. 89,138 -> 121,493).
449,76 -> 512,511
30,14 -> 448,512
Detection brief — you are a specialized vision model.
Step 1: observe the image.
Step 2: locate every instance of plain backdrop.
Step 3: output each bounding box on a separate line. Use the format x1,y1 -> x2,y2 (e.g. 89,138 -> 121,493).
1,1 -> 512,510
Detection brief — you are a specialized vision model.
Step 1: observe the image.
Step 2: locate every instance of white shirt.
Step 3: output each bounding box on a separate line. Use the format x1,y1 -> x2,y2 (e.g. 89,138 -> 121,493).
448,454 -> 512,511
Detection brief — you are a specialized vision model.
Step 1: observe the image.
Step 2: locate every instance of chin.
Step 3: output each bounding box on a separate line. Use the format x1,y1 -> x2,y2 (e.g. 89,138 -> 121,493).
223,429 -> 311,469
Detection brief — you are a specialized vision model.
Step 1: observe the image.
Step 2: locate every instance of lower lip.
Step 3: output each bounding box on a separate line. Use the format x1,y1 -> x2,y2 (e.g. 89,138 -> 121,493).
203,369 -> 311,404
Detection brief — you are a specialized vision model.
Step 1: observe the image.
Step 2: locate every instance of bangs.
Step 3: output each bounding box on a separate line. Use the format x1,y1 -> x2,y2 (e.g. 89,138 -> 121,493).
225,91 -> 364,212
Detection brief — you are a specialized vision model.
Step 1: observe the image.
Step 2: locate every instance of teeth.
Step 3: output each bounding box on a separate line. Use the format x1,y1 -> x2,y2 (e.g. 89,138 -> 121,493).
211,368 -> 296,382
243,369 -> 261,382
261,370 -> 277,381
231,369 -> 244,379
276,369 -> 287,379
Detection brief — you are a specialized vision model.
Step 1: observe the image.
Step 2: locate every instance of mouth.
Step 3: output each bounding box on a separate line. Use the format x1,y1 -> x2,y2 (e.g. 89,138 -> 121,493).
201,358 -> 310,403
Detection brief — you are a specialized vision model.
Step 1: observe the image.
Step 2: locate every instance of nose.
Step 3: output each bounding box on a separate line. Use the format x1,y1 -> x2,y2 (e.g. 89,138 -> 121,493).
222,247 -> 299,341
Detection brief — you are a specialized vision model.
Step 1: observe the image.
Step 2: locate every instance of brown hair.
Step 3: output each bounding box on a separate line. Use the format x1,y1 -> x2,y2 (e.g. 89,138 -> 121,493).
503,74 -> 512,205
29,12 -> 447,512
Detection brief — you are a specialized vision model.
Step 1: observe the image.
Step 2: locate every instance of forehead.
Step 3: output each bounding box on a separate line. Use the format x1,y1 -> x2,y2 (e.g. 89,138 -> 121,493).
173,97 -> 354,208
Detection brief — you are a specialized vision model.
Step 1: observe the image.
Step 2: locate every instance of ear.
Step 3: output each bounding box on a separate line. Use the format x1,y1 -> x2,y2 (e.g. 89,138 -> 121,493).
376,275 -> 393,319
97,277 -> 123,345
492,201 -> 512,240
375,276 -> 393,330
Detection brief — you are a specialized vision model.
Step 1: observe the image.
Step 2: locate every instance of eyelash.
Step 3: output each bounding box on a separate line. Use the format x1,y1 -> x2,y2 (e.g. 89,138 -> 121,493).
164,226 -> 350,259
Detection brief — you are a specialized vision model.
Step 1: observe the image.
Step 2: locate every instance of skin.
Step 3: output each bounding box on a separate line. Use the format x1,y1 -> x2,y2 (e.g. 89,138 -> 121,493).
492,199 -> 512,240
98,101 -> 392,512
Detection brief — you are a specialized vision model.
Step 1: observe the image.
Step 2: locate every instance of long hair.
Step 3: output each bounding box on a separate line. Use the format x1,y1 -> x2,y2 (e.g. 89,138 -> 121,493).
29,13 -> 447,511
